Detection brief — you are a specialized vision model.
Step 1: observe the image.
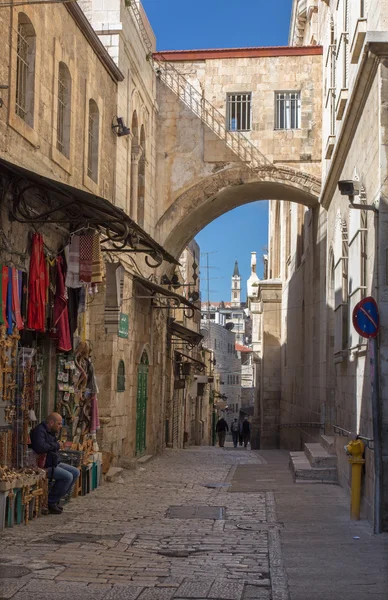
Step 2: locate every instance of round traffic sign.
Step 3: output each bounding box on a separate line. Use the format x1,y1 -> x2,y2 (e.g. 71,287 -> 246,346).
352,296 -> 379,339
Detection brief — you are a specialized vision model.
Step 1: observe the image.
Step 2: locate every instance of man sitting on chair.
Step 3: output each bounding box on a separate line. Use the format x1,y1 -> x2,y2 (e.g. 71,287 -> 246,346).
30,412 -> 80,514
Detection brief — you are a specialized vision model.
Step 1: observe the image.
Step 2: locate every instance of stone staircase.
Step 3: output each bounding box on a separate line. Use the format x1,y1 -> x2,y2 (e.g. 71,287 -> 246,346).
289,435 -> 338,484
127,0 -> 271,171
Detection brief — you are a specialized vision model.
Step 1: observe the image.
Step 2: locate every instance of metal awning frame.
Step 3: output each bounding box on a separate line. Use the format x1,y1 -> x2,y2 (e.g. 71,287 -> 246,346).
0,158 -> 178,268
174,350 -> 206,373
134,276 -> 199,319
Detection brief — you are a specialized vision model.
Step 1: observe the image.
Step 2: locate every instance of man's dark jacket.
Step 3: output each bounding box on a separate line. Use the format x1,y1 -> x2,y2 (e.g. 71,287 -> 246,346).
30,422 -> 60,468
242,420 -> 251,434
215,418 -> 229,433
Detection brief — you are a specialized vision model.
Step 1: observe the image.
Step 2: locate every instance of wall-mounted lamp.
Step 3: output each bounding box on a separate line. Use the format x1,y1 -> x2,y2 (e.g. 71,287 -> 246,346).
112,116 -> 131,137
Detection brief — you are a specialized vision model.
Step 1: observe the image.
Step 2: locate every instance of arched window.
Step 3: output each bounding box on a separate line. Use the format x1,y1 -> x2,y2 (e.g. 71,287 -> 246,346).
138,124 -> 146,227
87,99 -> 99,182
15,13 -> 36,126
117,360 -> 126,392
57,62 -> 71,158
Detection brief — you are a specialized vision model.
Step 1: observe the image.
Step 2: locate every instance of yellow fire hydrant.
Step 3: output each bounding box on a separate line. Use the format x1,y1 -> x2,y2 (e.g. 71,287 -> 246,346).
345,438 -> 365,520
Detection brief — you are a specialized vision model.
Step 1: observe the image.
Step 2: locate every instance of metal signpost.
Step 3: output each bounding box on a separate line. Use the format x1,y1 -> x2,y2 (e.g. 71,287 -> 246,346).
352,296 -> 382,534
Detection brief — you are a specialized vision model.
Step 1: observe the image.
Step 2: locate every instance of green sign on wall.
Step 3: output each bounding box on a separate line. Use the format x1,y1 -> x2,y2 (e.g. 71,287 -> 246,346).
118,313 -> 129,338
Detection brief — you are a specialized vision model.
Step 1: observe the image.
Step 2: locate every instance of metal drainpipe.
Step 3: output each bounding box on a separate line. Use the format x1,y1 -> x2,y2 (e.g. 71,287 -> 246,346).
373,203 -> 383,534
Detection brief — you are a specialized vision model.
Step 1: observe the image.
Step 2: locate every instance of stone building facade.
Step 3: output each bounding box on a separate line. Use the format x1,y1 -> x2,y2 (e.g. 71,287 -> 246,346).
0,1 -> 122,432
263,0 -> 388,529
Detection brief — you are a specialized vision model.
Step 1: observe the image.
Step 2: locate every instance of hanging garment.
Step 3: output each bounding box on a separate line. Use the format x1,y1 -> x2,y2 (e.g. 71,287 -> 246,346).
27,233 -> 48,332
0,265 -> 8,327
91,233 -> 103,284
12,268 -> 23,330
90,394 -> 100,434
67,287 -> 81,345
6,267 -> 12,335
65,235 -> 82,288
46,259 -> 56,332
20,271 -> 28,323
79,234 -> 93,284
86,359 -> 99,394
51,256 -> 72,352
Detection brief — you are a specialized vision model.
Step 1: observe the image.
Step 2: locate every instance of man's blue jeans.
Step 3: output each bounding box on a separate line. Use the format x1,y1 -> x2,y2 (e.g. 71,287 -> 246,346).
47,463 -> 80,505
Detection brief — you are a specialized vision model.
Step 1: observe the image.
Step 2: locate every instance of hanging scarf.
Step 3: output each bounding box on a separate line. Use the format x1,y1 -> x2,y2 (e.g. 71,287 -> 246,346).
0,265 -> 8,327
65,235 -> 82,288
79,234 -> 93,284
90,394 -> 100,434
51,256 -> 71,352
11,268 -> 23,330
20,271 -> 28,323
27,233 -> 48,332
91,233 -> 103,284
6,267 -> 12,335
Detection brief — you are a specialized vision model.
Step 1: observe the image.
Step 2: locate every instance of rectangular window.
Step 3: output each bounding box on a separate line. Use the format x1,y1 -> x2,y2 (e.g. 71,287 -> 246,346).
227,93 -> 252,131
275,92 -> 301,130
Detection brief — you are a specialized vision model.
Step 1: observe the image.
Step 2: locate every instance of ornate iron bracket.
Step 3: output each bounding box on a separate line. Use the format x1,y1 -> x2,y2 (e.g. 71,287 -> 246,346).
3,168 -> 176,268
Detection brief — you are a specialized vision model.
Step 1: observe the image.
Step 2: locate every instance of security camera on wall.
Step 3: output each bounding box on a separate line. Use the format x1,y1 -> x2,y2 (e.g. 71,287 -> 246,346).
337,180 -> 361,199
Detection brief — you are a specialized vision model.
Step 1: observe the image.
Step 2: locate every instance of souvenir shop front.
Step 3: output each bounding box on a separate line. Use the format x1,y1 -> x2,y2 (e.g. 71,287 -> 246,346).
0,158 -> 175,528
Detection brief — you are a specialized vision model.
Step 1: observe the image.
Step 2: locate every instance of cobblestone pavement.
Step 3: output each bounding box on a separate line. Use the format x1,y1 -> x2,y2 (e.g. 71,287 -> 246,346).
0,447 -> 288,600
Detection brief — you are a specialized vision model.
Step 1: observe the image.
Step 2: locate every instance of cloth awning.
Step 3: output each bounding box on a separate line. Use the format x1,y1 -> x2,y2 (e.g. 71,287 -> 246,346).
168,319 -> 203,346
133,275 -> 200,313
0,157 -> 178,267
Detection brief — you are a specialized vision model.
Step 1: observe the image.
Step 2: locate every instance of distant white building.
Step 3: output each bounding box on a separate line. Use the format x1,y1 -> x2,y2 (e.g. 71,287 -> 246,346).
200,320 -> 241,422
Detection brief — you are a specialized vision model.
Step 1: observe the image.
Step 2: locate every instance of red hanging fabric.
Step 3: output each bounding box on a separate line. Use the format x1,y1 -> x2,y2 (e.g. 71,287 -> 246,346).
27,233 -> 48,332
52,256 -> 72,352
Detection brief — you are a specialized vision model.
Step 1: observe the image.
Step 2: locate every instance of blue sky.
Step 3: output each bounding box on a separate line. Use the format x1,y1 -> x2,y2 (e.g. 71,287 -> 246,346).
142,0 -> 293,301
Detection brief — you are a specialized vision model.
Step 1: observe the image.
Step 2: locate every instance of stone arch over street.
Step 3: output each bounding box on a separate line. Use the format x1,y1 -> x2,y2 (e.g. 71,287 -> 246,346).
156,163 -> 321,258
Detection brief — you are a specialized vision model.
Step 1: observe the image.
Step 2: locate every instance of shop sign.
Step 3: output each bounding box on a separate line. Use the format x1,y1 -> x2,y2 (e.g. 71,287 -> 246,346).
118,313 -> 129,338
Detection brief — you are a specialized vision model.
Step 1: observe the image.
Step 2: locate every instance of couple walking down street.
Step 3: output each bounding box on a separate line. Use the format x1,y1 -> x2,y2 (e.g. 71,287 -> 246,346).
216,416 -> 250,448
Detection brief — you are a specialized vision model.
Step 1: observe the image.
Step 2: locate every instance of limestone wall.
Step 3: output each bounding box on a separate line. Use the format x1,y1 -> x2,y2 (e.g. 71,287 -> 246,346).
0,3 -> 118,201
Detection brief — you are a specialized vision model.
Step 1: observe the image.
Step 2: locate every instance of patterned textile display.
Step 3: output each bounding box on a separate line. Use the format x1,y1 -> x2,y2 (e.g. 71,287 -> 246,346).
65,235 -> 82,288
91,232 -> 103,284
27,233 -> 48,332
79,234 -> 93,284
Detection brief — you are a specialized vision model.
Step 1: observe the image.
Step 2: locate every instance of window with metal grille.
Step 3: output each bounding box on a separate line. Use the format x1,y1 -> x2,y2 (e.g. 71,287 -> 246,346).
226,93 -> 252,131
275,92 -> 301,130
57,62 -> 71,158
117,360 -> 126,392
15,14 -> 36,126
88,99 -> 99,182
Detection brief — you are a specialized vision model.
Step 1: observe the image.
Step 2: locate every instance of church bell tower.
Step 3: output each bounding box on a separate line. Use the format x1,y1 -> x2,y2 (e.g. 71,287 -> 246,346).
231,260 -> 241,307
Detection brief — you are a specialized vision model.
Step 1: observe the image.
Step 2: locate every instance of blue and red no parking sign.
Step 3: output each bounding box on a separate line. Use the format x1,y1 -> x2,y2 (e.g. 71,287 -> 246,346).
352,296 -> 380,339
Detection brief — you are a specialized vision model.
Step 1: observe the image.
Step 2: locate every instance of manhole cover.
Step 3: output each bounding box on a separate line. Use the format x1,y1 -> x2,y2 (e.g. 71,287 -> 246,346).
49,533 -> 122,544
167,505 -> 225,520
202,483 -> 231,488
0,566 -> 30,578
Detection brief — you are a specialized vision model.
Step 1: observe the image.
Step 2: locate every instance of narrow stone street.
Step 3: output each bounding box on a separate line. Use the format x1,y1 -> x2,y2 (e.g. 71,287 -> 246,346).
1,447 -> 387,600
0,447 -> 283,600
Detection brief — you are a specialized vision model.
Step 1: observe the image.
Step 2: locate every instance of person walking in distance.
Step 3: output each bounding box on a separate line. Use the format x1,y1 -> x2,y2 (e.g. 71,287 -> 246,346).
242,417 -> 251,448
238,420 -> 244,446
215,416 -> 229,448
230,418 -> 239,448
